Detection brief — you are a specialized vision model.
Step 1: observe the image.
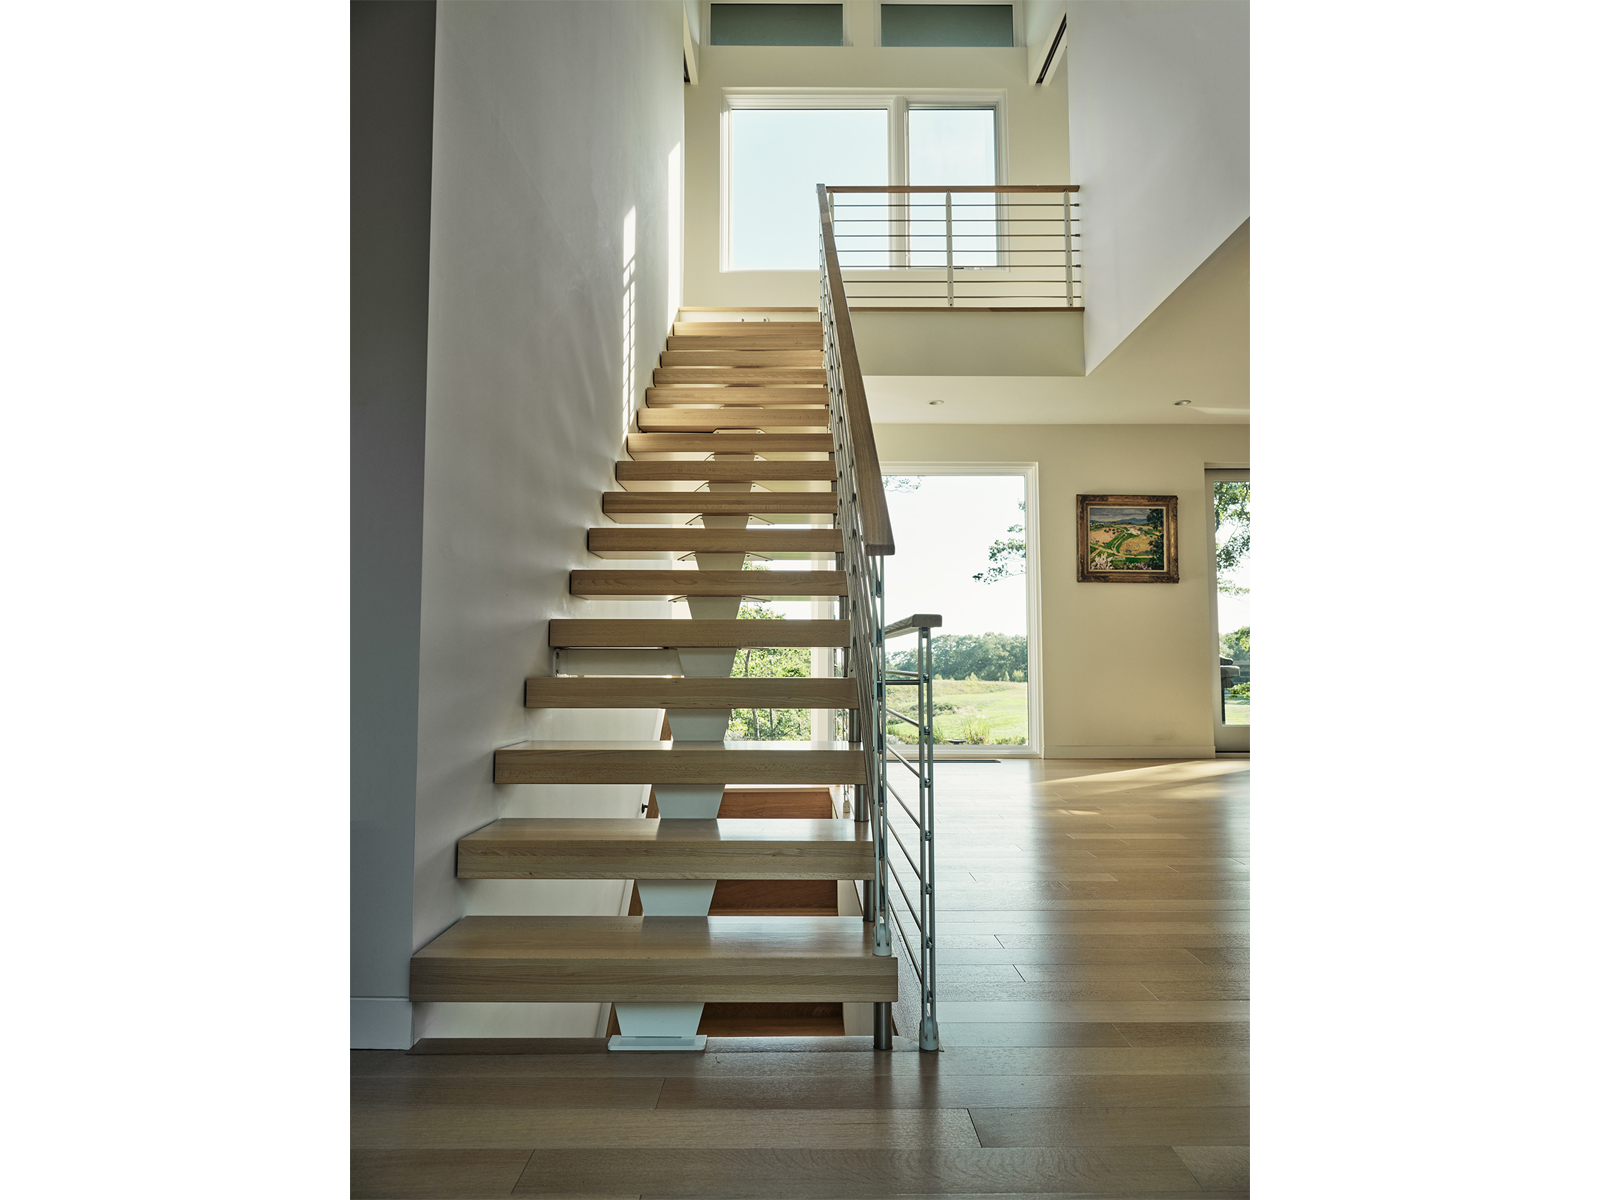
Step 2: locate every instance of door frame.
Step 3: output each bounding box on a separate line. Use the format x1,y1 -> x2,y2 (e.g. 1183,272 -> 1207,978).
1206,466 -> 1250,753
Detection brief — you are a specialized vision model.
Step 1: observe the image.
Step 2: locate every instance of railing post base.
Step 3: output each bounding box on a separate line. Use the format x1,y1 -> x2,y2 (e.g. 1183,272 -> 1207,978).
873,1002 -> 892,1050
919,1015 -> 940,1052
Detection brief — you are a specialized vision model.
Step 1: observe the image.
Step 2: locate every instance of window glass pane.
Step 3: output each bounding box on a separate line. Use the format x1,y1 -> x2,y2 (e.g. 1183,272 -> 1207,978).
1214,481 -> 1251,726
881,4 -> 1013,47
882,475 -> 1030,749
730,108 -> 887,271
908,108 -> 996,267
711,4 -> 843,46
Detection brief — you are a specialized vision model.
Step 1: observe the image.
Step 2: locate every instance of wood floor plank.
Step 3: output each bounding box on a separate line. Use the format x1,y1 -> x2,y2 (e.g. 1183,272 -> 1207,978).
1173,1145 -> 1250,1191
935,1023 -> 1135,1049
967,1106 -> 1249,1149
937,982 -> 1161,1002
351,1149 -> 534,1199
1113,1023 -> 1250,1048
1015,964 -> 1248,984
512,1146 -> 1201,1196
354,1075 -> 666,1109
654,1073 -> 1249,1110
356,1106 -> 982,1151
936,1000 -> 1250,1024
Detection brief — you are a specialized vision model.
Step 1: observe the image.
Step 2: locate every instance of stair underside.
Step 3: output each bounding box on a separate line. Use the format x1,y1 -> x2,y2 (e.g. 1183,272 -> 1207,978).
569,569 -> 845,599
585,528 -> 842,558
549,619 -> 851,648
457,818 -> 872,880
627,433 -> 834,454
493,740 -> 866,784
409,915 -> 895,1003
526,676 -> 857,709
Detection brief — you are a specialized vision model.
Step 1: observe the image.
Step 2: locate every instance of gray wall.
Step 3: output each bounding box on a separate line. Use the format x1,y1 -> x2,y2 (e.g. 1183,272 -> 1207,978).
350,0 -> 436,1050
412,1 -> 685,1041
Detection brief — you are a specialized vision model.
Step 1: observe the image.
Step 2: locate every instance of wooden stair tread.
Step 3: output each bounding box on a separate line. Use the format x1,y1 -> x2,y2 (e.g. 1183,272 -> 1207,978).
458,818 -> 872,880
665,337 -> 823,352
673,321 -> 821,337
586,528 -> 842,558
569,569 -> 846,598
645,387 -> 829,407
602,492 -> 836,514
654,368 -> 826,386
410,915 -> 895,1004
660,350 -> 823,367
526,676 -> 857,708
615,461 -> 836,483
628,433 -> 834,454
494,740 -> 867,785
637,410 -> 831,431
549,619 -> 850,648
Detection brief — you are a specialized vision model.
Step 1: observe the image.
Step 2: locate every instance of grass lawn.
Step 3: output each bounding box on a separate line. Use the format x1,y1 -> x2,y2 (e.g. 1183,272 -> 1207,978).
886,679 -> 1029,745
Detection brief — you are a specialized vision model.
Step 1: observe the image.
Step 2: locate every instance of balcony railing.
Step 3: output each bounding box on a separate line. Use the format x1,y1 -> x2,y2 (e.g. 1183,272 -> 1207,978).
822,184 -> 1082,310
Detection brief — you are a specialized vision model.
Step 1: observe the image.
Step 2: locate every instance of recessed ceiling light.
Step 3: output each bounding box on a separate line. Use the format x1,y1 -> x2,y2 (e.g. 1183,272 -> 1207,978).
1173,400 -> 1192,406
928,399 -> 944,406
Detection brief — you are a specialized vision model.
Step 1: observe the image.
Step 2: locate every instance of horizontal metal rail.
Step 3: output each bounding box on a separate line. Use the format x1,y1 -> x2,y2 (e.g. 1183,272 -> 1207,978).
824,184 -> 1082,310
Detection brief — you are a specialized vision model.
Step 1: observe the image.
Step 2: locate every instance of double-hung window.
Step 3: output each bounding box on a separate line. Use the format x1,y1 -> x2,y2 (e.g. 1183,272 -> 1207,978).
723,92 -> 1004,272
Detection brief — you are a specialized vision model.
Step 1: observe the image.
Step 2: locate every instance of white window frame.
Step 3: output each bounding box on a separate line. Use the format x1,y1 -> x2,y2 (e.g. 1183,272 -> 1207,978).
878,461 -> 1042,759
719,88 -> 1009,273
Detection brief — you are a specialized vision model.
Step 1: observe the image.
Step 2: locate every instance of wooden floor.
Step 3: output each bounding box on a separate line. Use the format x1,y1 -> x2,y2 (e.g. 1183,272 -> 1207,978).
353,757 -> 1249,1197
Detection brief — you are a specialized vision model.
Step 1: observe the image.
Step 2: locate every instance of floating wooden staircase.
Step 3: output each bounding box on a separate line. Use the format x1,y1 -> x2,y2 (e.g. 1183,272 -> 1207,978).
409,313 -> 894,1049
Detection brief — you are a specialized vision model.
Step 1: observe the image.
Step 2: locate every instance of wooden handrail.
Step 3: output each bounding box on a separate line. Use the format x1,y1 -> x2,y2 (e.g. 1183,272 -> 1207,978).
826,184 -> 1077,194
817,184 -> 894,558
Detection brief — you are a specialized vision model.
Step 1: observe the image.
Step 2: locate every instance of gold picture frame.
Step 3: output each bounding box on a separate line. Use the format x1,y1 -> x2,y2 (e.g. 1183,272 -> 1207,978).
1077,494 -> 1179,583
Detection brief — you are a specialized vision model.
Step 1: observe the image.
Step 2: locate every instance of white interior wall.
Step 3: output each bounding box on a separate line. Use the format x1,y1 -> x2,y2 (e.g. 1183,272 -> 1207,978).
873,421 -> 1249,756
411,0 -> 685,1045
1064,0 -> 1249,371
684,0 -> 1070,307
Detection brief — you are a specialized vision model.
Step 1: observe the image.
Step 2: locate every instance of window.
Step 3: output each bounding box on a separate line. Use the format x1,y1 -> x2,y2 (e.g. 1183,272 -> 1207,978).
881,4 -> 1014,47
723,93 -> 1003,272
710,4 -> 844,46
908,107 -> 997,266
729,109 -> 887,271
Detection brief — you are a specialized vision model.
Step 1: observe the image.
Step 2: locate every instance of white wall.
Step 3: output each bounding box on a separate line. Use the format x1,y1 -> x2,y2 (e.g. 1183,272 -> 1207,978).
874,422 -> 1249,757
1064,1 -> 1248,372
407,0 -> 685,1045
684,0 -> 1070,307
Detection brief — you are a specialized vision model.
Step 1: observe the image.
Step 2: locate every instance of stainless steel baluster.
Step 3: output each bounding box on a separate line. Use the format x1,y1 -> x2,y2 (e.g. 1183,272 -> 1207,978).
945,191 -> 955,307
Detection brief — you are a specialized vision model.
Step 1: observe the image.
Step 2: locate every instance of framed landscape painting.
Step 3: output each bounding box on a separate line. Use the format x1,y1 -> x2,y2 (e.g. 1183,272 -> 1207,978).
1076,495 -> 1179,583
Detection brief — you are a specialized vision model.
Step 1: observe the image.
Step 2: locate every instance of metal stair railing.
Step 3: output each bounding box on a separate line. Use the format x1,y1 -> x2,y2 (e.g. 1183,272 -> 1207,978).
817,183 -> 940,1053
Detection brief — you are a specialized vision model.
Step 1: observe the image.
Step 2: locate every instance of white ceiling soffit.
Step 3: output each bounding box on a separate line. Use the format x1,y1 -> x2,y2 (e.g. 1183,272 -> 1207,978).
867,218 -> 1248,425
